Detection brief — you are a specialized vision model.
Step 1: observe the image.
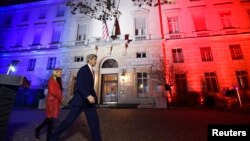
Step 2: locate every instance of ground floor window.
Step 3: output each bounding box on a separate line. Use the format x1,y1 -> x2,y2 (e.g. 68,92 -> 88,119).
236,70 -> 249,90
137,72 -> 148,97
204,72 -> 219,92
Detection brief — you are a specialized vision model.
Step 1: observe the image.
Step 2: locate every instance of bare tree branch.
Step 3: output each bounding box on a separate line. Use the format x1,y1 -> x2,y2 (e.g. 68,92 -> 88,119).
149,59 -> 186,88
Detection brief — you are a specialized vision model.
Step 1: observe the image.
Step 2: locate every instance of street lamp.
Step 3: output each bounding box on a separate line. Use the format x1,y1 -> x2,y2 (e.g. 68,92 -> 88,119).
6,60 -> 20,75
121,69 -> 126,81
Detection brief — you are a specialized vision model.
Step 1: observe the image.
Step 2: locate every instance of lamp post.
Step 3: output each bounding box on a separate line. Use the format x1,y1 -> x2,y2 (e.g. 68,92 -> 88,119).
6,60 -> 20,75
120,69 -> 126,94
121,72 -> 125,82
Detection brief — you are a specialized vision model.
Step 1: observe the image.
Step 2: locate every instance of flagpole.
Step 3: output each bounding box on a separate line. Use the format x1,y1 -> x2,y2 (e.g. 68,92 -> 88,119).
157,0 -> 168,108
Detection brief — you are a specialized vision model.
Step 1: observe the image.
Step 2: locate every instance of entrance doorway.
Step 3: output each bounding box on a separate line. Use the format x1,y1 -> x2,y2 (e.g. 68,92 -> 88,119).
101,74 -> 118,104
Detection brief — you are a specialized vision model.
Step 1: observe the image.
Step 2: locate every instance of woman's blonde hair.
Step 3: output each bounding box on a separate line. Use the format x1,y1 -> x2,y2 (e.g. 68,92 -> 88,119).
52,68 -> 62,77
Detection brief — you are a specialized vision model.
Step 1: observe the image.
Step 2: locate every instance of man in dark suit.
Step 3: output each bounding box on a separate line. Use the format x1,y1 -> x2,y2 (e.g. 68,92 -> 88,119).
49,54 -> 102,141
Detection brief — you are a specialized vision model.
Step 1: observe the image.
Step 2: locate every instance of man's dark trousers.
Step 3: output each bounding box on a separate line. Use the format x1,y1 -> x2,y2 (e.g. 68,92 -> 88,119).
49,106 -> 102,141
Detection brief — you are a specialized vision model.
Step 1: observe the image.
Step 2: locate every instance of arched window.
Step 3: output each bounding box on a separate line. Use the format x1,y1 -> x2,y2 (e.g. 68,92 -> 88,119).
102,59 -> 118,68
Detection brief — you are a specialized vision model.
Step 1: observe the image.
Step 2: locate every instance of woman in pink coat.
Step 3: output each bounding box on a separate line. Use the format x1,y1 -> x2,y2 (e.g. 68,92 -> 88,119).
35,68 -> 63,141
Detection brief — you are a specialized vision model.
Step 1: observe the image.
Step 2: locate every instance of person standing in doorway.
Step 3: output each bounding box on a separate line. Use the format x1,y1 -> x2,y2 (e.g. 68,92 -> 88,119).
35,68 -> 63,141
49,54 -> 102,141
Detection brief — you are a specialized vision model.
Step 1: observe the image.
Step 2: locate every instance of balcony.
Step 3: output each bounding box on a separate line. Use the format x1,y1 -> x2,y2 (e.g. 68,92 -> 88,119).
224,29 -> 238,35
166,33 -> 183,39
0,43 -> 60,53
75,40 -> 88,46
194,31 -> 210,37
135,35 -> 147,41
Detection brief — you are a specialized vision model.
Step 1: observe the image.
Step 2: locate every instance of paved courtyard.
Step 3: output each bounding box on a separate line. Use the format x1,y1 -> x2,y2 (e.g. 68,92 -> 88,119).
4,107 -> 250,141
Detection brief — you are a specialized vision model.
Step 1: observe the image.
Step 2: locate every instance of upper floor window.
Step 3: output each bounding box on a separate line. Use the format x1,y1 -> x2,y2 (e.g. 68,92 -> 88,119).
167,17 -> 180,33
74,56 -> 84,62
51,26 -> 62,44
220,12 -> 234,29
229,44 -> 243,60
15,27 -> 27,47
39,9 -> 47,19
192,11 -> 207,31
247,9 -> 250,21
27,59 -> 36,71
47,57 -> 56,70
136,52 -> 146,58
33,25 -> 45,45
77,24 -> 87,41
135,17 -> 146,38
3,15 -> 13,27
172,48 -> 184,63
56,6 -> 65,17
236,71 -> 249,90
137,72 -> 148,97
22,12 -> 29,22
204,72 -> 219,92
0,31 -> 6,48
200,47 -> 213,61
166,0 -> 176,4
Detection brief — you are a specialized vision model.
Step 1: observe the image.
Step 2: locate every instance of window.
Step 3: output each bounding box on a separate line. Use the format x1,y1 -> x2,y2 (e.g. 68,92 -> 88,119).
136,52 -> 146,58
168,17 -> 180,33
47,57 -> 56,70
39,9 -> 47,19
200,47 -> 213,61
74,56 -> 84,62
172,48 -> 184,63
135,17 -> 146,40
137,72 -> 148,97
175,73 -> 187,93
27,59 -> 36,71
22,12 -> 29,22
3,15 -> 12,27
204,72 -> 219,92
51,26 -> 62,43
102,59 -> 118,68
56,6 -> 65,17
192,11 -> 207,31
15,27 -> 27,47
229,44 -> 243,60
220,12 -> 233,29
236,71 -> 249,89
165,0 -> 176,4
0,30 -> 7,48
247,9 -> 250,21
134,0 -> 144,6
77,24 -> 87,41
33,25 -> 45,45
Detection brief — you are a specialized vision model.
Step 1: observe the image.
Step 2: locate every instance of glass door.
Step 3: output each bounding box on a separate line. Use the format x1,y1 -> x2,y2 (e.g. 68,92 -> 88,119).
101,74 -> 118,104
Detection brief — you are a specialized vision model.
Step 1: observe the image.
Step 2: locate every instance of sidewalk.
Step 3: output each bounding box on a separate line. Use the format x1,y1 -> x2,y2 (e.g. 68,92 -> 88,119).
5,107 -> 250,141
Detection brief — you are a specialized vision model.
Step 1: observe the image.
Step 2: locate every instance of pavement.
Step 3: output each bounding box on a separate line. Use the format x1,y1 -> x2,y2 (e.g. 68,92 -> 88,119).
4,107 -> 250,141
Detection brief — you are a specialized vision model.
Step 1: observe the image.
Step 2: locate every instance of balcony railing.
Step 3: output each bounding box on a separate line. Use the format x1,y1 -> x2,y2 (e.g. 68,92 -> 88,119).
195,31 -> 210,37
0,43 -> 60,53
135,35 -> 147,41
166,33 -> 183,39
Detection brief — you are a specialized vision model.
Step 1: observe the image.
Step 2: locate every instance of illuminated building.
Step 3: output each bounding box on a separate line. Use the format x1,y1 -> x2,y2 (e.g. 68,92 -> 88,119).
0,0 -> 249,107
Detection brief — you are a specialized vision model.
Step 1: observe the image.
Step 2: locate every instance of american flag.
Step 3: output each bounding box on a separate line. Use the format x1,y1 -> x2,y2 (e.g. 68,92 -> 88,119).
102,20 -> 109,41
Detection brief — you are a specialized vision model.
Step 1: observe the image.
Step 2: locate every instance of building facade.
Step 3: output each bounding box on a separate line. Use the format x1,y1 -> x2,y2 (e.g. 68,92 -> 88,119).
0,0 -> 250,107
